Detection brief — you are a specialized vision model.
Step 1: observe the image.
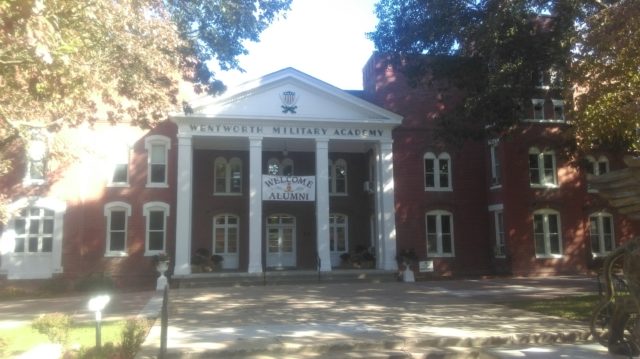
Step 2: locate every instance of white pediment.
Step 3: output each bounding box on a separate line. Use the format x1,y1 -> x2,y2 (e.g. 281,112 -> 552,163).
185,68 -> 402,125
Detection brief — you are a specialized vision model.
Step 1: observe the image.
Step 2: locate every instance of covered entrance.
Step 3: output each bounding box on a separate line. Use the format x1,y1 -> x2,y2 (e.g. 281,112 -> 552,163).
266,214 -> 296,268
170,68 -> 402,275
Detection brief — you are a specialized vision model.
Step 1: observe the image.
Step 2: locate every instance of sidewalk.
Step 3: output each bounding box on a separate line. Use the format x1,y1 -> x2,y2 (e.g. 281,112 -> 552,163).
135,276 -> 630,358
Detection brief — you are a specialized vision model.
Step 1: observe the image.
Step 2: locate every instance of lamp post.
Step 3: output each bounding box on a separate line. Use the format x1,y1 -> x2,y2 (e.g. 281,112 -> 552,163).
88,294 -> 111,349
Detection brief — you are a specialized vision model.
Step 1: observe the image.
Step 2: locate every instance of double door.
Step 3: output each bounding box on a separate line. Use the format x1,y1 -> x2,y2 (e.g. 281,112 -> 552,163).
266,214 -> 296,268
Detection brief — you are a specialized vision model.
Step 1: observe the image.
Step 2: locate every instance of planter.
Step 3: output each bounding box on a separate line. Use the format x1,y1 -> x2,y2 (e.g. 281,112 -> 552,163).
156,260 -> 170,290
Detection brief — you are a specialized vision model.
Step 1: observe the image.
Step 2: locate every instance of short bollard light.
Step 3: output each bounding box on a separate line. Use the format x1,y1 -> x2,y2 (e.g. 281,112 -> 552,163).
88,294 -> 111,349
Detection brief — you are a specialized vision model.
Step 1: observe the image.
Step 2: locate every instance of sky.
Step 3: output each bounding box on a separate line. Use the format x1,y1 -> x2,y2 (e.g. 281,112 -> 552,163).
215,0 -> 380,91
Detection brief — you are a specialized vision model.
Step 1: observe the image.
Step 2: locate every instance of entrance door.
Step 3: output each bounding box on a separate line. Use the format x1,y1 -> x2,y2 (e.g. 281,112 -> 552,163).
212,214 -> 239,269
266,214 -> 296,268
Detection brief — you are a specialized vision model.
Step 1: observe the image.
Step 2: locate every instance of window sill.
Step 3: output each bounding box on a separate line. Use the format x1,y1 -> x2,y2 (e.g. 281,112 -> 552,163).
521,119 -> 567,124
427,254 -> 455,258
107,183 -> 130,188
23,179 -> 46,187
425,188 -> 453,192
535,254 -> 563,259
490,184 -> 502,190
104,252 -> 128,257
146,183 -> 169,189
530,184 -> 558,189
213,192 -> 243,196
145,251 -> 166,256
330,193 -> 348,196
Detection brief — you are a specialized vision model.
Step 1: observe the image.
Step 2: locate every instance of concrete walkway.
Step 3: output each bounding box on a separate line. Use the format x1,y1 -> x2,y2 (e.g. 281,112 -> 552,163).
135,276 -> 633,358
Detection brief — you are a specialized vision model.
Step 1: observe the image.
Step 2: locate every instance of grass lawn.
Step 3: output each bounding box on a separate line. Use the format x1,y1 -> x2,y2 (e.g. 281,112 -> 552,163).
0,320 -> 127,358
498,294 -> 601,322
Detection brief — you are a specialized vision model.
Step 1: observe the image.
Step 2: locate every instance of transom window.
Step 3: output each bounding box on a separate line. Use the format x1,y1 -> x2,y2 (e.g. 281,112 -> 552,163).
143,202 -> 170,254
144,135 -> 171,187
13,207 -> 55,253
425,210 -> 454,257
424,152 -> 451,191
213,214 -> 239,255
590,212 -> 614,257
104,202 -> 131,255
533,209 -> 562,257
214,157 -> 242,194
529,147 -> 557,187
329,159 -> 348,195
329,214 -> 348,253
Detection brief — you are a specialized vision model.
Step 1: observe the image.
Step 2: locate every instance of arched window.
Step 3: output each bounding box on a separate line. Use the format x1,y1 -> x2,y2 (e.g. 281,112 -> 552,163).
267,158 -> 294,176
532,209 -> 562,257
424,152 -> 451,191
425,210 -> 454,257
329,159 -> 348,194
589,212 -> 614,256
281,158 -> 294,176
529,147 -> 557,187
214,157 -> 242,194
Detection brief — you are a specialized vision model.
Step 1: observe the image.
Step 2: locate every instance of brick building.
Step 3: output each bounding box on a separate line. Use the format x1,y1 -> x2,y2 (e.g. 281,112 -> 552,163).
1,53 -> 636,287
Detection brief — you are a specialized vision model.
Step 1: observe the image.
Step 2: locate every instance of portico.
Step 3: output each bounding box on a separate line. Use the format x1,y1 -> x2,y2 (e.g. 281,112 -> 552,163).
170,68 -> 402,275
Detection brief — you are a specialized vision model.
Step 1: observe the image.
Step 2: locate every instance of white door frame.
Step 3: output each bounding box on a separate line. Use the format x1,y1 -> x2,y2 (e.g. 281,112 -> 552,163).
265,214 -> 296,268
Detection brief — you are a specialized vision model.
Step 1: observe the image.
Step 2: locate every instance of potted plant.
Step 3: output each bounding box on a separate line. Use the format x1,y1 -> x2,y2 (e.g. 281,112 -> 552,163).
152,252 -> 170,290
211,254 -> 224,270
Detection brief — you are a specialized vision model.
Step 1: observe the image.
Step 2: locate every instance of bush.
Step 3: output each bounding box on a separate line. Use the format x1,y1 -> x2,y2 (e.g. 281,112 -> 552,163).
32,313 -> 73,345
119,318 -> 151,358
74,273 -> 115,293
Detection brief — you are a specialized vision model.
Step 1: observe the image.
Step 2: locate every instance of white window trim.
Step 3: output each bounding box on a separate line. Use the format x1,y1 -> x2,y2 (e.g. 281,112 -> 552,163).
488,139 -> 501,189
144,135 -> 171,188
489,205 -> 506,258
533,209 -> 563,259
589,212 -> 615,258
212,214 -> 240,255
532,98 -> 545,121
143,202 -> 170,256
424,152 -> 452,192
425,210 -> 455,257
104,201 -> 131,257
586,155 -> 609,193
329,213 -> 349,253
213,157 -> 243,196
23,129 -> 49,187
529,147 -> 558,188
107,144 -> 131,188
551,99 -> 565,122
330,159 -> 348,196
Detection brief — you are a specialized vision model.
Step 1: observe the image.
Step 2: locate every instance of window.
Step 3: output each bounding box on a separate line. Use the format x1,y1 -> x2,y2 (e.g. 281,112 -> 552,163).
329,214 -> 348,253
104,202 -> 131,255
590,213 -> 614,257
24,129 -> 48,185
144,135 -> 170,187
532,99 -> 545,121
214,157 -> 242,194
213,214 -> 239,255
489,205 -> 506,257
267,158 -> 294,176
586,155 -> 609,176
329,159 -> 348,195
12,207 -> 55,253
425,210 -> 454,257
143,202 -> 170,254
424,152 -> 451,191
489,140 -> 501,187
533,209 -> 562,257
552,99 -> 565,121
108,144 -> 130,186
529,147 -> 557,187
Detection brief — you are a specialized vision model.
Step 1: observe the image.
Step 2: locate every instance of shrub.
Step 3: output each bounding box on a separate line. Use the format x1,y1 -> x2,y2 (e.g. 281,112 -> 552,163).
119,318 -> 151,358
74,273 -> 115,293
32,313 -> 73,345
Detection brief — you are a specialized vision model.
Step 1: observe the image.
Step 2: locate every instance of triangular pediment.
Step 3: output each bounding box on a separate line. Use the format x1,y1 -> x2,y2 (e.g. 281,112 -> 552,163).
182,68 -> 402,125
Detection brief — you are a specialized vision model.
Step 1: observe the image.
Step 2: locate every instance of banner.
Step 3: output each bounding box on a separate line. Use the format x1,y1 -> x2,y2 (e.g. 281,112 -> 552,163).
262,175 -> 315,201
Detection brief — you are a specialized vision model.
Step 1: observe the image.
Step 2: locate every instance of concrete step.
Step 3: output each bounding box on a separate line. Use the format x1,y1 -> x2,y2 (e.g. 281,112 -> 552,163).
172,269 -> 398,288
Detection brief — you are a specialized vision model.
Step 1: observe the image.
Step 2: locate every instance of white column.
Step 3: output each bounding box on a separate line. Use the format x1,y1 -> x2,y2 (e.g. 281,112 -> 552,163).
248,137 -> 263,273
315,139 -> 332,271
174,134 -> 193,275
377,140 -> 398,270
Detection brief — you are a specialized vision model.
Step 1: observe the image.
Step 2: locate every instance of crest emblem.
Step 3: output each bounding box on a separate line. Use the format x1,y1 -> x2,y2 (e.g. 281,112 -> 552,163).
280,90 -> 298,114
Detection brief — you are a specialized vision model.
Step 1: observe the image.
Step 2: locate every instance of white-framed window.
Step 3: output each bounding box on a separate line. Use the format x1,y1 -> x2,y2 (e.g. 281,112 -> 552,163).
489,204 -> 505,257
214,157 -> 242,194
24,128 -> 48,186
12,207 -> 55,253
329,159 -> 348,195
267,158 -> 294,176
489,139 -> 501,187
532,99 -> 545,121
143,202 -> 170,255
529,147 -> 557,187
144,135 -> 170,187
108,144 -> 130,187
424,152 -> 452,191
589,212 -> 614,257
586,155 -> 609,176
329,213 -> 348,253
104,202 -> 131,256
552,99 -> 565,121
425,210 -> 454,257
532,209 -> 562,258
213,214 -> 239,255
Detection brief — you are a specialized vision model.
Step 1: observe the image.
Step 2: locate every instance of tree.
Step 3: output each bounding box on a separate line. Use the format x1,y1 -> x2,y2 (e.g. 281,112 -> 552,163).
0,0 -> 290,222
368,0 -> 638,151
